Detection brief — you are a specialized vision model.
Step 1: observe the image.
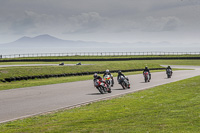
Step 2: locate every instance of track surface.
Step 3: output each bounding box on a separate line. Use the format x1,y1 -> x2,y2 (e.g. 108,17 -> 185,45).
0,65 -> 200,123
0,64 -> 92,67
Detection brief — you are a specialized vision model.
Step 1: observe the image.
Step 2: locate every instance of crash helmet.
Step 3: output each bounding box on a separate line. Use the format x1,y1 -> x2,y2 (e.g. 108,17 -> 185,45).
106,69 -> 109,73
118,70 -> 122,74
145,66 -> 148,69
93,73 -> 98,78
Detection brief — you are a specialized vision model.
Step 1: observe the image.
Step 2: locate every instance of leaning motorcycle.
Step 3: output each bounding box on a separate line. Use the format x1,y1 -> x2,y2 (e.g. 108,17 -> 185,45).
103,75 -> 112,93
94,79 -> 109,94
166,69 -> 172,78
118,76 -> 130,89
143,72 -> 150,82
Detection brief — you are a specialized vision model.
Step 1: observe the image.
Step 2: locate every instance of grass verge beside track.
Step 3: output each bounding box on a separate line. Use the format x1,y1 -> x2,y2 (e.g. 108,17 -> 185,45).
0,61 -> 161,80
0,75 -> 199,132
1,59 -> 200,81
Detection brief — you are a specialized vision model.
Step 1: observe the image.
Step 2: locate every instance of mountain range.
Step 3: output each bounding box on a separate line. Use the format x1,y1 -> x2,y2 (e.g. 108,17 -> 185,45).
0,34 -> 106,48
0,34 -> 184,48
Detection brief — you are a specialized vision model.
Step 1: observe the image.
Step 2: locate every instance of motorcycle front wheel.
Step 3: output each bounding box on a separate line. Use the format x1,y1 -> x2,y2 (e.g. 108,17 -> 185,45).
145,77 -> 148,82
97,86 -> 104,94
121,82 -> 126,89
107,88 -> 112,93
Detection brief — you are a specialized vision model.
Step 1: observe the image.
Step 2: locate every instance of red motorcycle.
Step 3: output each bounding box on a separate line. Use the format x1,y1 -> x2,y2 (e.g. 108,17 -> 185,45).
94,79 -> 111,94
143,72 -> 150,82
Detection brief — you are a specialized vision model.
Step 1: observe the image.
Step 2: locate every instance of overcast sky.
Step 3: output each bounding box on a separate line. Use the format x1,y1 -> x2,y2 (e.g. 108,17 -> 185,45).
0,0 -> 200,44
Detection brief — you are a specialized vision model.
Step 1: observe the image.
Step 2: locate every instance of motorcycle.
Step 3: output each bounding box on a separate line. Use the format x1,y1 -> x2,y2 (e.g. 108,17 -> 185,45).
166,69 -> 172,78
118,76 -> 130,89
143,71 -> 150,82
94,79 -> 111,94
103,75 -> 112,92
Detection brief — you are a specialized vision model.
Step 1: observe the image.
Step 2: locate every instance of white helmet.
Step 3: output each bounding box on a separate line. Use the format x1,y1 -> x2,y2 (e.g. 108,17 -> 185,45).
106,69 -> 109,73
93,73 -> 98,78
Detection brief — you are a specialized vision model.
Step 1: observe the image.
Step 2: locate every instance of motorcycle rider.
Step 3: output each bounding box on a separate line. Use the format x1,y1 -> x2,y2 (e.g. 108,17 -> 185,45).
117,71 -> 130,88
143,66 -> 151,79
93,73 -> 103,82
166,66 -> 173,75
117,71 -> 125,81
93,73 -> 111,92
103,69 -> 114,87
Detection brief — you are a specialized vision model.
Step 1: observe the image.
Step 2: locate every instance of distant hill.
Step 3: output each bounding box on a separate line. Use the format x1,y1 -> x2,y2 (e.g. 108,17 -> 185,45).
15,34 -> 66,44
0,34 -> 186,48
0,34 -> 106,48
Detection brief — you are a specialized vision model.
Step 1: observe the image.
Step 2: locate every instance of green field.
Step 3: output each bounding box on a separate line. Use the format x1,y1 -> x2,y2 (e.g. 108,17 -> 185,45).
0,59 -> 200,91
1,59 -> 200,81
0,61 -> 162,80
0,75 -> 199,132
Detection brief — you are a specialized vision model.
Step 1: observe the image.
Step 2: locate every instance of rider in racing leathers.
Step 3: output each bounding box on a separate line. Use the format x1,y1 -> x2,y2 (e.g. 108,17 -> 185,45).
103,69 -> 114,87
143,66 -> 151,79
166,65 -> 173,75
117,71 -> 126,81
117,71 -> 130,88
93,73 -> 109,89
93,73 -> 103,82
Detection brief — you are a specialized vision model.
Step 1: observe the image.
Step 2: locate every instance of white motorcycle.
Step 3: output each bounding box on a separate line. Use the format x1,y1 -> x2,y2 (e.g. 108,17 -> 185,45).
103,75 -> 112,93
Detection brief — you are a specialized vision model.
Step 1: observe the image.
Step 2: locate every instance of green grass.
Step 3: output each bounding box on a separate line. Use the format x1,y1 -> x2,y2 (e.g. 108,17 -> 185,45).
1,59 -> 200,81
1,59 -> 200,66
0,61 -> 162,80
1,59 -> 199,90
0,75 -> 199,132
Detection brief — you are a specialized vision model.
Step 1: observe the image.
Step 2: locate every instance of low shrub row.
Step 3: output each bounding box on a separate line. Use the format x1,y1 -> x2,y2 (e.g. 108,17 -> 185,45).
0,68 -> 165,83
1,57 -> 200,62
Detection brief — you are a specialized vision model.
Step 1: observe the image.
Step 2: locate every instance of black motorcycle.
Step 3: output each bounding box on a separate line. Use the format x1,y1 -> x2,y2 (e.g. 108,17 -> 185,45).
166,69 -> 172,78
118,76 -> 130,89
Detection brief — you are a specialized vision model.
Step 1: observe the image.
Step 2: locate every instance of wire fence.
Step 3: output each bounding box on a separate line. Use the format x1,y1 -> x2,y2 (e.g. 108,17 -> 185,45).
1,51 -> 200,59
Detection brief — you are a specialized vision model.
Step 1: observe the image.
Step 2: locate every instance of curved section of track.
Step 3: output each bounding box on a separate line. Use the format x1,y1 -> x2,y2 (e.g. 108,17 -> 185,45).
0,65 -> 200,123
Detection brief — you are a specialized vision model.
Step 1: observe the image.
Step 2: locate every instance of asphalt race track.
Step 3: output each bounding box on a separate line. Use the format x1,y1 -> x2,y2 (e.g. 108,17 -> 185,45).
0,65 -> 200,123
0,64 -> 92,67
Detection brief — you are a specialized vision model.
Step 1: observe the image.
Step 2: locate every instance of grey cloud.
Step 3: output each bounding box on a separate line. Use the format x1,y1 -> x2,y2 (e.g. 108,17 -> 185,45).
10,11 -> 36,34
4,10 -> 63,35
162,17 -> 180,31
0,0 -> 199,43
64,12 -> 106,33
142,16 -> 181,32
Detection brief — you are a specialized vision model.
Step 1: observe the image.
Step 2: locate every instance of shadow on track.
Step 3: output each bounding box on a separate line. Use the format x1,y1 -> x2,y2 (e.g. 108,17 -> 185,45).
113,88 -> 124,90
140,82 -> 150,83
87,93 -> 102,95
